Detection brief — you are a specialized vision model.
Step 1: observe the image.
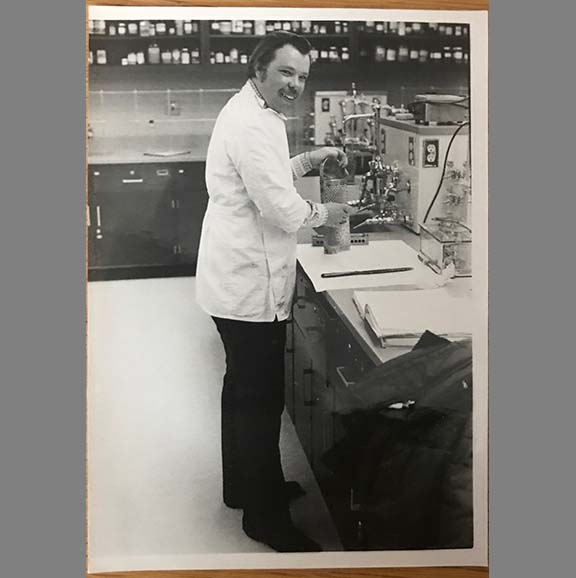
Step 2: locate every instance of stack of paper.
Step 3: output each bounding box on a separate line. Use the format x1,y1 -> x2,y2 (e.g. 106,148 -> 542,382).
353,288 -> 473,348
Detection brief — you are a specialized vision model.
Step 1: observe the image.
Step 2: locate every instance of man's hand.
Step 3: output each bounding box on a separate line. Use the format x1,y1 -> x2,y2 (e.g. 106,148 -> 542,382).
309,147 -> 348,170
322,202 -> 354,227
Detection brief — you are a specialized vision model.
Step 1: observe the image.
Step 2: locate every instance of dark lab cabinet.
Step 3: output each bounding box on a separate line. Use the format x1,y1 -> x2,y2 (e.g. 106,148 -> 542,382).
287,264 -> 378,550
88,162 -> 207,280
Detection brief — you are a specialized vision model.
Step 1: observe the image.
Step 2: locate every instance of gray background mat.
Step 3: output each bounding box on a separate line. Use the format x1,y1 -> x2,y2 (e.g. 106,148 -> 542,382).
1,0 -> 575,577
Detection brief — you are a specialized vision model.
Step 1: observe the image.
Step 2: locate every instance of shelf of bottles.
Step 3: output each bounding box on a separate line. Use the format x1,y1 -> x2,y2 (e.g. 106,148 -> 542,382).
357,21 -> 470,65
88,19 -> 202,66
207,19 -> 351,65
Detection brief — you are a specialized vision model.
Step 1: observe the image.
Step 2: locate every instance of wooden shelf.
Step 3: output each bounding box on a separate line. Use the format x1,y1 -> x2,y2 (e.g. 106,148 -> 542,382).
89,35 -> 201,41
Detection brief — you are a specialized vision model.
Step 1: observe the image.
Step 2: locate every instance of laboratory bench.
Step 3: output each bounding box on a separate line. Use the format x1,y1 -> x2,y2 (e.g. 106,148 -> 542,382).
286,229 -> 473,550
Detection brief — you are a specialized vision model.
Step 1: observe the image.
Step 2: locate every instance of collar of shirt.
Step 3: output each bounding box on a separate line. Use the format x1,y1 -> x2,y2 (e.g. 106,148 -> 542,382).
246,79 -> 288,122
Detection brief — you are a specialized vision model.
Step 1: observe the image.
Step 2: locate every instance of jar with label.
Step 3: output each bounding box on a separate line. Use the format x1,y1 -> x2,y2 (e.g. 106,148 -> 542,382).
175,20 -> 184,36
255,21 -> 265,35
161,49 -> 172,64
282,22 -> 291,31
234,20 -> 244,34
216,51 -> 225,64
230,48 -> 239,63
419,49 -> 429,63
455,25 -> 462,36
389,21 -> 398,34
169,27 -> 176,35
375,22 -> 384,32
443,46 -> 452,62
244,21 -> 253,35
341,47 -> 350,61
453,46 -> 463,63
127,52 -> 137,65
211,22 -> 220,34
301,21 -> 311,34
342,22 -> 349,33
181,48 -> 190,64
209,53 -> 215,64
128,22 -> 138,35
191,48 -> 200,63
240,54 -> 248,64
329,46 -> 339,62
291,21 -> 300,33
108,24 -> 116,36
312,23 -> 320,34
156,22 -> 167,35
117,22 -> 126,35
410,49 -> 419,61
386,47 -> 397,61
148,43 -> 160,64
320,49 -> 328,61
265,22 -> 274,33
310,48 -> 318,62
445,25 -> 454,36
221,21 -> 232,35
398,45 -> 409,62
320,24 -> 327,34
184,20 -> 193,35
137,51 -> 145,65
96,49 -> 107,64
139,21 -> 149,36
438,24 -> 446,35
412,22 -> 422,34
172,48 -> 181,64
95,20 -> 106,35
398,22 -> 406,36
274,21 -> 282,31
149,24 -> 156,36
405,24 -> 413,35
121,58 -> 128,66
375,45 -> 386,62
224,55 -> 231,64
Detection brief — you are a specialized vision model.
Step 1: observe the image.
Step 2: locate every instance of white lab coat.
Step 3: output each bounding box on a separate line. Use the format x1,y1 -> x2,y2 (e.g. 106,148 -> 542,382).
196,81 -> 318,322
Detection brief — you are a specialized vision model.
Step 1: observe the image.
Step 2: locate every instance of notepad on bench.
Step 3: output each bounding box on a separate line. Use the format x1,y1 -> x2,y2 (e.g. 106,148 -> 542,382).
353,289 -> 473,348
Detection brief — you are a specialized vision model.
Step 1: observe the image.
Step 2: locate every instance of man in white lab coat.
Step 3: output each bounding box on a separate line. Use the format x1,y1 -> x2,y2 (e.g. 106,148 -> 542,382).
196,31 -> 350,552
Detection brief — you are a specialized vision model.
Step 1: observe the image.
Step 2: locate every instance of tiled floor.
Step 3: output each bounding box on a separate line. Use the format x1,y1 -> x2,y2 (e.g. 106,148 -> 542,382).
87,276 -> 341,573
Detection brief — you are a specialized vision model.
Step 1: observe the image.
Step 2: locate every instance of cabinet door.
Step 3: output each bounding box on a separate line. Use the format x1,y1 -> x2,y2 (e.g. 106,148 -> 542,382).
173,163 -> 208,270
293,322 -> 314,464
90,165 -> 178,268
285,316 -> 295,418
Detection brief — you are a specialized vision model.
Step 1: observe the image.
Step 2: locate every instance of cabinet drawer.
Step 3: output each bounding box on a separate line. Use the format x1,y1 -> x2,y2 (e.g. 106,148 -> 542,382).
90,164 -> 176,194
171,162 -> 206,192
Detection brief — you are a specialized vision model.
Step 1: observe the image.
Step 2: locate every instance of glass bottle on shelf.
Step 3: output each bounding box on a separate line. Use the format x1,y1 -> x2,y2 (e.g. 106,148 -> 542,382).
161,49 -> 172,64
96,49 -> 107,64
342,21 -> 349,33
148,43 -> 160,64
128,22 -> 138,35
118,22 -> 126,36
184,20 -> 193,35
156,22 -> 167,35
191,47 -> 200,64
139,21 -> 149,36
181,48 -> 190,64
136,51 -> 145,65
127,52 -> 137,65
108,24 -> 116,36
172,48 -> 181,64
175,20 -> 184,36
398,45 -> 409,62
341,46 -> 350,61
255,21 -> 266,35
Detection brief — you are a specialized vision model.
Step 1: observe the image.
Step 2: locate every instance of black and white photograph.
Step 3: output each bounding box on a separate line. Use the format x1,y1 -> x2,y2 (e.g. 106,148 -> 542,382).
86,4 -> 488,573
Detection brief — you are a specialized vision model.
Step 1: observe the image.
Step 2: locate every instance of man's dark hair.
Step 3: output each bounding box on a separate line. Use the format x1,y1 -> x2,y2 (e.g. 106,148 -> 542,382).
247,31 -> 312,80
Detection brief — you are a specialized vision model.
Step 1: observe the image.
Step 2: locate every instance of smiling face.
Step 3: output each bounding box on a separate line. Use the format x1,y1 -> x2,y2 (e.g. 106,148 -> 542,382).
253,44 -> 310,114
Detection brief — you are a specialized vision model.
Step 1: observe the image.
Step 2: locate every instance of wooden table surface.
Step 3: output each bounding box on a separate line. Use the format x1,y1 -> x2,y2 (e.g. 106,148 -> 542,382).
86,1 -> 488,576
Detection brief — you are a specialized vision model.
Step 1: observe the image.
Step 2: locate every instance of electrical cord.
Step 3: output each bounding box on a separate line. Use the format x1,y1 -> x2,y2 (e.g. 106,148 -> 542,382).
422,121 -> 470,225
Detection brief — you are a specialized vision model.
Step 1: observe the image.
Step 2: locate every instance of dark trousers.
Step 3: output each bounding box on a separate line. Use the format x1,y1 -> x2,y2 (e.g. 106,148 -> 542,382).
212,316 -> 288,525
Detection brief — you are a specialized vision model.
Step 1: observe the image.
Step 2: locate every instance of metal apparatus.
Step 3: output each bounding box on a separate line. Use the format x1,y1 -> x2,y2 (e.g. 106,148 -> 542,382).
335,85 -> 412,229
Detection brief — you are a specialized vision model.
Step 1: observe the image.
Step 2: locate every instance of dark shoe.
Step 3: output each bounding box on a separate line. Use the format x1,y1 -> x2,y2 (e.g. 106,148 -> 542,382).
225,481 -> 306,509
242,517 -> 322,552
